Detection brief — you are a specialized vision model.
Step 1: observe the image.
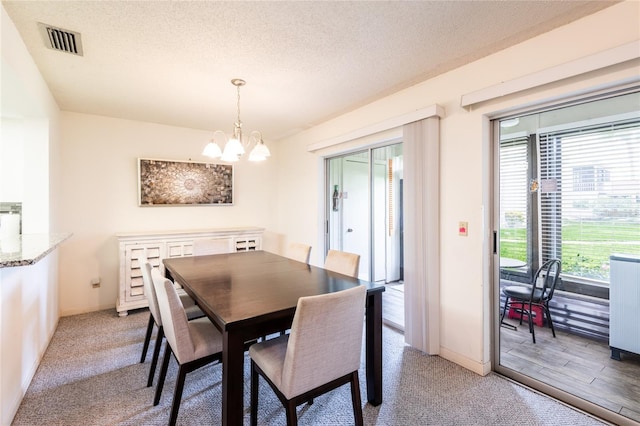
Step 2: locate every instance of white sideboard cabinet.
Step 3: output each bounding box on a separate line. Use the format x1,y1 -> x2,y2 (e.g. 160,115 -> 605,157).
116,227 -> 264,316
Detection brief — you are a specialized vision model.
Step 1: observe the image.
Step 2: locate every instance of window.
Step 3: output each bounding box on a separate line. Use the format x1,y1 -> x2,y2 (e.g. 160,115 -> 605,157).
539,119 -> 640,285
499,91 -> 640,297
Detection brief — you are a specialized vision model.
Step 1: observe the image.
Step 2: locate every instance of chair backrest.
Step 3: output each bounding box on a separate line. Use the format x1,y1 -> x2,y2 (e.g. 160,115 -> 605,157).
140,255 -> 162,327
281,285 -> 366,399
193,238 -> 230,256
324,249 -> 360,278
287,243 -> 312,264
532,259 -> 561,301
151,268 -> 196,364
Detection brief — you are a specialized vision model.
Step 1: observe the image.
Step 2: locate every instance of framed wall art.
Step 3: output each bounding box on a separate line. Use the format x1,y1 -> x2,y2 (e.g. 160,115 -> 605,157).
138,158 -> 233,206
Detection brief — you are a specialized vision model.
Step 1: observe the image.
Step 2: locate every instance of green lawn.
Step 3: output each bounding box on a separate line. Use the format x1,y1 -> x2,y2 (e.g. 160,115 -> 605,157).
500,220 -> 640,281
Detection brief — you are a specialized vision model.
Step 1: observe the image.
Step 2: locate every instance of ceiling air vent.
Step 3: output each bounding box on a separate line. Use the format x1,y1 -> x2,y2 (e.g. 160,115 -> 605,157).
38,22 -> 84,56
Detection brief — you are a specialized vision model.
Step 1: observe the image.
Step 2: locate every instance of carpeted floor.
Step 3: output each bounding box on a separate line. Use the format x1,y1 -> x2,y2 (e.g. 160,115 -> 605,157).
12,309 -> 607,425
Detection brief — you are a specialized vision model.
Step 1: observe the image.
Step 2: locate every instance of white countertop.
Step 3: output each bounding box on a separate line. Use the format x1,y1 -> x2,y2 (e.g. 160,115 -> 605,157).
0,233 -> 72,268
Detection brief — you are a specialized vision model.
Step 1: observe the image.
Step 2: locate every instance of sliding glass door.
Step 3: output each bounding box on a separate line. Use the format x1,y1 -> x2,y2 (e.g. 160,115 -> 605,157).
326,143 -> 403,284
495,90 -> 640,424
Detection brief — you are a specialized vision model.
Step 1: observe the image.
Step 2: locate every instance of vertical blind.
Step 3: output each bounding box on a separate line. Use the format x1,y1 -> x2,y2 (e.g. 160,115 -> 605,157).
538,119 -> 640,284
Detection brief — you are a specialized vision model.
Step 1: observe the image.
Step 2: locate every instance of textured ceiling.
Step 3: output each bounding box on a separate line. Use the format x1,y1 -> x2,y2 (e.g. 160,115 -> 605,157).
2,1 -> 615,141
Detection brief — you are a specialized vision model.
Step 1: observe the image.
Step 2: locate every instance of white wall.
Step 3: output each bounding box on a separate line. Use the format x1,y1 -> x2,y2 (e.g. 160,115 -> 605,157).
274,2 -> 640,374
57,112 -> 279,315
0,253 -> 59,426
0,119 -> 24,201
0,5 -> 62,425
20,117 -> 50,234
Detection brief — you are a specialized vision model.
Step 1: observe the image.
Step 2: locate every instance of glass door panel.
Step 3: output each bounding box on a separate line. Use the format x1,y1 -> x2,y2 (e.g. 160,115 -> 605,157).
372,144 -> 403,284
327,151 -> 370,280
495,91 -> 640,424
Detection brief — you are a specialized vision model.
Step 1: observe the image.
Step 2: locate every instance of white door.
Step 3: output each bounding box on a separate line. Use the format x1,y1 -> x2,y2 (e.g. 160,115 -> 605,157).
342,157 -> 370,280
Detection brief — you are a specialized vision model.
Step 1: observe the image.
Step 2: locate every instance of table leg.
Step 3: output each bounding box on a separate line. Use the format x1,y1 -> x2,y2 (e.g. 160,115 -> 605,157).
365,291 -> 383,405
222,330 -> 245,426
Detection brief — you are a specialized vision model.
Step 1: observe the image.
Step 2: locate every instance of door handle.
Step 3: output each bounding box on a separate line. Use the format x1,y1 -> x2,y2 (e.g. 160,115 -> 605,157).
347,228 -> 353,232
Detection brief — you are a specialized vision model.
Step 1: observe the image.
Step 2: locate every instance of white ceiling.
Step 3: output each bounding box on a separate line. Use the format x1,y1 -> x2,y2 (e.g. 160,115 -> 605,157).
2,1 -> 615,141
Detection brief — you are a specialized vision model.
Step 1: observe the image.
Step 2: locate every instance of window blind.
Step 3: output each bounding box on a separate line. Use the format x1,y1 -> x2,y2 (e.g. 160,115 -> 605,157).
538,119 -> 640,284
500,137 -> 530,264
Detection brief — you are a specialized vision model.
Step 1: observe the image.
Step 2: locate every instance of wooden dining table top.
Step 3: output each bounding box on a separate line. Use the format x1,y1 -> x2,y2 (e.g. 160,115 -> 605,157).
163,250 -> 385,332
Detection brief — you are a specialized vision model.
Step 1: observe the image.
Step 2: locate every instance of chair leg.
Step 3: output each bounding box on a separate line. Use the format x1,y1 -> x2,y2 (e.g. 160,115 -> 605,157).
544,303 -> 556,338
527,302 -> 536,344
147,326 -> 164,387
169,365 -> 187,426
518,302 -> 526,325
350,371 -> 363,426
500,297 -> 510,323
154,341 -> 172,406
140,314 -> 154,363
285,400 -> 298,426
250,361 -> 259,426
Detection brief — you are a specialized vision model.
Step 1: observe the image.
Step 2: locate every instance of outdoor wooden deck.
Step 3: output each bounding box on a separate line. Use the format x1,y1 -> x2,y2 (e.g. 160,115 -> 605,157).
500,317 -> 640,422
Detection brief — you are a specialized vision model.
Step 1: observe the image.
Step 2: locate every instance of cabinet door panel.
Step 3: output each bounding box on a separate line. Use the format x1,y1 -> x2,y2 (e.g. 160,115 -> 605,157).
124,244 -> 162,304
166,241 -> 194,258
193,238 -> 232,255
234,236 -> 261,251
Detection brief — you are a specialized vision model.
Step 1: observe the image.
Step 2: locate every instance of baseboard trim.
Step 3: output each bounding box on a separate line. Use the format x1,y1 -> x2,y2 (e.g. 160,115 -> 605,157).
439,346 -> 491,376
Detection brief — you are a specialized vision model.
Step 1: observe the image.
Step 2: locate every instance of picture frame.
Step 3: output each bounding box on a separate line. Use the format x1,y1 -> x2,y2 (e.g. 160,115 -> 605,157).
138,158 -> 233,206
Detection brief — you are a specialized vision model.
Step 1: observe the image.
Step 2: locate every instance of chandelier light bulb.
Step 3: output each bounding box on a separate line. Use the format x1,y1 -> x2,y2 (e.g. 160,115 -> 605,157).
202,140 -> 222,158
249,140 -> 271,162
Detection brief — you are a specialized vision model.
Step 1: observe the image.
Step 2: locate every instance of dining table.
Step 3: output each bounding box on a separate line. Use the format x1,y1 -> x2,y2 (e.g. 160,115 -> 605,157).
163,250 -> 385,425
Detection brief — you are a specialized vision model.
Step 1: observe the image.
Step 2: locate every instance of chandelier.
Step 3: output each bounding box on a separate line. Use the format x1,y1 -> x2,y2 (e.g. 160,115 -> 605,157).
202,78 -> 271,162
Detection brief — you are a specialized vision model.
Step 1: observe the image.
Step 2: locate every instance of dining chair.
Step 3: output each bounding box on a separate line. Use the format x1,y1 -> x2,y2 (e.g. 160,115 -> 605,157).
324,249 -> 360,278
258,243 -> 312,342
500,259 -> 562,344
267,242 -> 312,340
249,285 -> 367,426
150,268 -> 223,426
139,256 -> 204,388
286,242 -> 312,264
192,238 -> 231,256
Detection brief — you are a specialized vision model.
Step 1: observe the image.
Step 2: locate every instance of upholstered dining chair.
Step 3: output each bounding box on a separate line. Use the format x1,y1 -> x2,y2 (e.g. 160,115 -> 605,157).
249,285 -> 367,426
150,268 -> 223,426
286,242 -> 312,264
139,256 -> 204,388
500,259 -> 561,344
324,249 -> 360,278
